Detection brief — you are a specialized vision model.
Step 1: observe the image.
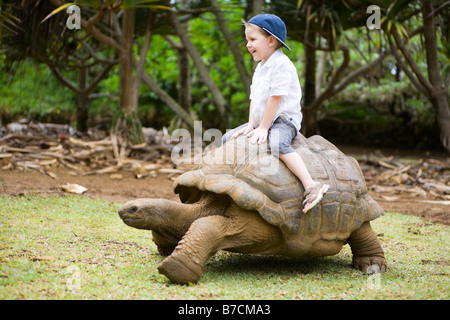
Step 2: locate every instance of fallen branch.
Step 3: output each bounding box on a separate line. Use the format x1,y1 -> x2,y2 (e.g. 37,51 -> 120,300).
0,119 -> 179,180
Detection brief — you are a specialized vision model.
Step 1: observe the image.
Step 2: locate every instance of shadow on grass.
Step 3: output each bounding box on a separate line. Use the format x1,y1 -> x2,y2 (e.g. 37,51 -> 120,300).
203,251 -> 354,280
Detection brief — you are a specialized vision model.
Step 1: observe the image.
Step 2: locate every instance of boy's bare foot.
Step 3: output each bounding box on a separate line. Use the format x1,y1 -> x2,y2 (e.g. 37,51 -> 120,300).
302,182 -> 329,213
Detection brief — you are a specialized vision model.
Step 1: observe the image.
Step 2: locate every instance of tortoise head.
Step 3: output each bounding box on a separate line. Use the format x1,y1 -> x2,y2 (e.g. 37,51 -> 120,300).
118,198 -> 166,230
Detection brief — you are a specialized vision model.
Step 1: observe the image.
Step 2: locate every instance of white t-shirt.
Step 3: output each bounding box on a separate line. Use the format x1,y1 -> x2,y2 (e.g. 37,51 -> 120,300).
249,48 -> 302,131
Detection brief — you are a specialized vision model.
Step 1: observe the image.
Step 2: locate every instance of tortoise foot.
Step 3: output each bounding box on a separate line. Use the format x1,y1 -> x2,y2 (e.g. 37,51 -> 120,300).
158,254 -> 202,284
353,256 -> 387,273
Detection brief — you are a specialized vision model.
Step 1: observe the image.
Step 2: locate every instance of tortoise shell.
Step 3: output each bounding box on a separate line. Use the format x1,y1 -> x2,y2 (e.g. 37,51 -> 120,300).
173,134 -> 384,256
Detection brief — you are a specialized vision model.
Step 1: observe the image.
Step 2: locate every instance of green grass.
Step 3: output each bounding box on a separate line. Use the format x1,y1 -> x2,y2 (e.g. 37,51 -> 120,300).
0,195 -> 448,300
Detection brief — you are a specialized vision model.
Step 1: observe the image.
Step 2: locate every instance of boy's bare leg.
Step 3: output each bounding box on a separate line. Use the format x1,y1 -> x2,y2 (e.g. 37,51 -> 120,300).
279,152 -> 315,190
279,152 -> 328,213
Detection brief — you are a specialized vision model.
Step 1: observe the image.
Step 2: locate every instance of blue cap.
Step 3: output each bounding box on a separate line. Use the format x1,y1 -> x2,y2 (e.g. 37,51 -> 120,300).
248,14 -> 290,51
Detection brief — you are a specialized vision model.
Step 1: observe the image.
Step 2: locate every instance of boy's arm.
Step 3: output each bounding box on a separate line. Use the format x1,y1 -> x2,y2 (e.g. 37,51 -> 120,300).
231,101 -> 255,139
259,95 -> 281,130
248,101 -> 255,128
248,95 -> 282,144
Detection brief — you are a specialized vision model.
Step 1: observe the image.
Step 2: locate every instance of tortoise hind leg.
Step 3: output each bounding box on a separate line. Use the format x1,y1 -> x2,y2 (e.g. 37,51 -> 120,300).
347,221 -> 387,273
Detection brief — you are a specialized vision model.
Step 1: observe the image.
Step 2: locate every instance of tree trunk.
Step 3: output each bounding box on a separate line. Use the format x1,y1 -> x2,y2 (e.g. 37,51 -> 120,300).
178,46 -> 191,111
210,0 -> 251,97
176,35 -> 191,113
162,34 -> 196,130
114,8 -> 144,146
316,42 -> 327,97
76,66 -> 89,132
168,10 -> 227,124
252,0 -> 263,16
301,32 -> 318,137
422,0 -> 450,151
433,95 -> 450,151
142,71 -> 195,131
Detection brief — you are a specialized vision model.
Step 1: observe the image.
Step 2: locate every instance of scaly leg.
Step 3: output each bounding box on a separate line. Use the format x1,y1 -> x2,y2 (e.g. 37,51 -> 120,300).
347,221 -> 387,273
157,215 -> 230,284
158,208 -> 282,284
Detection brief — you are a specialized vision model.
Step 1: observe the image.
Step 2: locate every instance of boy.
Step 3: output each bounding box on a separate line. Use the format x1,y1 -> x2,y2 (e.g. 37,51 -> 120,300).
222,14 -> 328,213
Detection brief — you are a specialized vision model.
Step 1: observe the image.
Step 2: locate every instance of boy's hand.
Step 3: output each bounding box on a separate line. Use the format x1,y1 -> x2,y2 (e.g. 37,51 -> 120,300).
231,123 -> 254,140
247,127 -> 268,145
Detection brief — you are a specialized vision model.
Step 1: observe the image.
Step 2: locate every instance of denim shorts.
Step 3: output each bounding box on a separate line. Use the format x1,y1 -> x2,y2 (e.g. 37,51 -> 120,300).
222,117 -> 298,155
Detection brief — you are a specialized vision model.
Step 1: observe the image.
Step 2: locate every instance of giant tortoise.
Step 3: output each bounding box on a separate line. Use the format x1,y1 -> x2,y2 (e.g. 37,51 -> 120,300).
118,134 -> 387,284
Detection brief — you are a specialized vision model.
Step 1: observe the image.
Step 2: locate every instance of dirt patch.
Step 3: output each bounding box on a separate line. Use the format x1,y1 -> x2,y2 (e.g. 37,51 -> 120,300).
0,167 -> 178,203
376,198 -> 449,225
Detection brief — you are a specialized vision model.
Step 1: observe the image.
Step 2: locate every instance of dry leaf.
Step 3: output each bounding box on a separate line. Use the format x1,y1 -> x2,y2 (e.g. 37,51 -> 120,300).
61,183 -> 87,194
84,165 -> 120,175
158,168 -> 185,174
45,170 -> 57,179
381,195 -> 401,201
109,173 -> 123,180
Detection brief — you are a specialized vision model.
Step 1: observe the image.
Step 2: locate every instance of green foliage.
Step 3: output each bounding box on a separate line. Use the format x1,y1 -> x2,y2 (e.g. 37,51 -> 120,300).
0,60 -> 75,124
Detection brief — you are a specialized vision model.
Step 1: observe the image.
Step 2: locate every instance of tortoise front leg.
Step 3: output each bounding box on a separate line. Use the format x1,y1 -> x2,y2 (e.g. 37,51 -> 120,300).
347,221 -> 388,273
157,215 -> 229,284
157,208 -> 282,284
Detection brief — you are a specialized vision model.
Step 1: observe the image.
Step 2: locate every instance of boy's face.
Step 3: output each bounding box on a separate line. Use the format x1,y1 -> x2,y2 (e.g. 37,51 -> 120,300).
245,25 -> 277,62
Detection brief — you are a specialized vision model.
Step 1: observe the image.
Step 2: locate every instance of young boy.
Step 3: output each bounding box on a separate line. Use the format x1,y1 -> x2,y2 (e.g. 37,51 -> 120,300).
222,14 -> 328,213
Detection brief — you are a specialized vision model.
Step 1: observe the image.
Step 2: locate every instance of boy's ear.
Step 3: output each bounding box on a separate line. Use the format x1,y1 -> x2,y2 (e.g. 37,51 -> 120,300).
268,35 -> 278,48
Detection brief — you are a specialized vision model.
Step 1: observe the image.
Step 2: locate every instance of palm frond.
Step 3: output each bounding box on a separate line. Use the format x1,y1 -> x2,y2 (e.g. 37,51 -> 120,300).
41,2 -> 75,24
